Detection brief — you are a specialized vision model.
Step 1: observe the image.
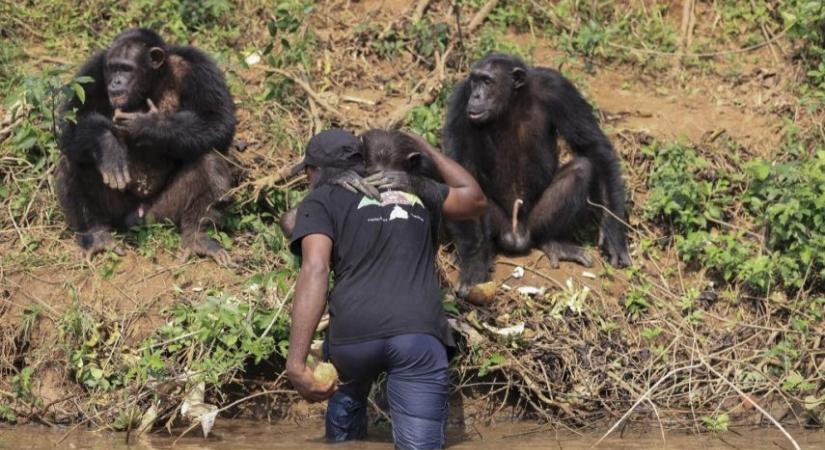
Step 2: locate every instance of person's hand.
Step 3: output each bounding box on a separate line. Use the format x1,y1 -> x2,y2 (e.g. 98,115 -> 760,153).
287,364 -> 337,402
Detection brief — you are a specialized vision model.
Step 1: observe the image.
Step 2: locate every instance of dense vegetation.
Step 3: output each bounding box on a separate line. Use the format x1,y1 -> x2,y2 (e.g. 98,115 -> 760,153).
1,0 -> 823,436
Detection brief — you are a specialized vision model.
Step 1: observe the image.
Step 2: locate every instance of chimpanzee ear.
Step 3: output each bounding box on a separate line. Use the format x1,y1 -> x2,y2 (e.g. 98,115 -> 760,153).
148,47 -> 166,69
512,67 -> 526,89
406,151 -> 423,170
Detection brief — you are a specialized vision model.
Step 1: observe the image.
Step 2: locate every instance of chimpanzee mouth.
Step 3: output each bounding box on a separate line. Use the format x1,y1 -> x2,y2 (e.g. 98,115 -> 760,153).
468,110 -> 488,122
109,96 -> 129,109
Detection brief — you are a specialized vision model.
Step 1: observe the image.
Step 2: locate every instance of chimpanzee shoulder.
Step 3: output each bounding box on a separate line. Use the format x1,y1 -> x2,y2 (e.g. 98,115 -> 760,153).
61,51 -> 109,115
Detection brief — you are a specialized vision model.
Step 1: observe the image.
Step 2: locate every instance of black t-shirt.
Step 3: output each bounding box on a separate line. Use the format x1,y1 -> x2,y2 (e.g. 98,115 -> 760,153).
290,184 -> 454,350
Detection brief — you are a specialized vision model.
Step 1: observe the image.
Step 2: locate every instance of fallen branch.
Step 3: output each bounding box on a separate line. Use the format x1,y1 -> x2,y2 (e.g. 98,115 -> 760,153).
590,364 -> 701,448
383,45 -> 452,128
675,0 -> 695,67
468,0 -> 499,33
701,359 -> 801,450
0,115 -> 24,145
607,23 -> 793,58
172,389 -> 292,445
411,0 -> 432,23
266,68 -> 347,123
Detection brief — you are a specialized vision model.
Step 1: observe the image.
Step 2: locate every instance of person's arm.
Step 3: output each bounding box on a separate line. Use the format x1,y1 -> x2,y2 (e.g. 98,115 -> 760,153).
404,132 -> 487,220
286,234 -> 337,402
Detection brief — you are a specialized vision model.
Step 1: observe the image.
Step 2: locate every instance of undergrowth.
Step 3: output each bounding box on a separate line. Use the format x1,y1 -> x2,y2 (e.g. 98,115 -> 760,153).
1,0 -> 824,435
643,135 -> 825,294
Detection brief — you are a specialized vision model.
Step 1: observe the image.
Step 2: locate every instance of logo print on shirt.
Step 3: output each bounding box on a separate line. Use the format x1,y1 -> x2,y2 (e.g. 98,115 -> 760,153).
389,205 -> 408,220
357,190 -> 424,222
357,190 -> 423,209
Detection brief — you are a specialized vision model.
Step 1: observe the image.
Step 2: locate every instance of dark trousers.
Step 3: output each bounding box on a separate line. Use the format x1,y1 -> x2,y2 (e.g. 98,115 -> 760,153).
325,333 -> 449,450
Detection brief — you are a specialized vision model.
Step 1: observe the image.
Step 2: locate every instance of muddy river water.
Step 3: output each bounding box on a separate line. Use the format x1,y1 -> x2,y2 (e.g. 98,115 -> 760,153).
1,421 -> 824,450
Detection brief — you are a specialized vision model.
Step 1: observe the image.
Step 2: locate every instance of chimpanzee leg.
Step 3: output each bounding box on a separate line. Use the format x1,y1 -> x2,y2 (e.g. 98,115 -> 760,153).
527,157 -> 594,268
55,156 -> 133,258
446,216 -> 494,298
143,152 -> 232,265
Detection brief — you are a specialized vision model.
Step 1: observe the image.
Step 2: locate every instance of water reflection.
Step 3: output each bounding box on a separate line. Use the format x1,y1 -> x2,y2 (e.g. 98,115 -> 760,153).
0,421 -> 822,449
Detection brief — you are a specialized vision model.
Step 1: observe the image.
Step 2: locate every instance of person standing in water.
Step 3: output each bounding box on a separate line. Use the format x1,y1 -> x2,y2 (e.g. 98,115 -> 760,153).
285,128 -> 486,448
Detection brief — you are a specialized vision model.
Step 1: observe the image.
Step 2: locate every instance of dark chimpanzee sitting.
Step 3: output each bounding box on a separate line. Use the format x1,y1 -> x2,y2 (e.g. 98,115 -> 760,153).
56,28 -> 235,264
278,129 -> 444,238
443,53 -> 631,296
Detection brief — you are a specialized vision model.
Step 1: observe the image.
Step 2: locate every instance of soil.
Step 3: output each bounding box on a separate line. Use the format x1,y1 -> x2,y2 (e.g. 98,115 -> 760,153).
0,0 -> 806,429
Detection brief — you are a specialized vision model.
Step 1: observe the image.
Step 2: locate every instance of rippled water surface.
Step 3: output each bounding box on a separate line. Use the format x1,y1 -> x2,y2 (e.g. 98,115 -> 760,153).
1,421 -> 823,449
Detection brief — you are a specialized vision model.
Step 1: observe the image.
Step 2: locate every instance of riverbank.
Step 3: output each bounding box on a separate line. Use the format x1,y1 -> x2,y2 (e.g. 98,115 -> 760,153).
1,0 -> 823,436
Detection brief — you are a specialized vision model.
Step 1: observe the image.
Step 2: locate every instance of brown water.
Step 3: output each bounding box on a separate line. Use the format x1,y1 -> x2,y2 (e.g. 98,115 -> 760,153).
1,421 -> 823,450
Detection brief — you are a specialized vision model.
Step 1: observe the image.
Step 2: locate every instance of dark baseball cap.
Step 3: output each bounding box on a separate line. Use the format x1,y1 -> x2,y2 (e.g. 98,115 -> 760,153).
289,128 -> 365,176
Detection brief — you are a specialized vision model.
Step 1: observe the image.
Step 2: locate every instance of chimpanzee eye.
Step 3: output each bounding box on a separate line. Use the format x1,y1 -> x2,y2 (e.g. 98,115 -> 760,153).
108,64 -> 133,73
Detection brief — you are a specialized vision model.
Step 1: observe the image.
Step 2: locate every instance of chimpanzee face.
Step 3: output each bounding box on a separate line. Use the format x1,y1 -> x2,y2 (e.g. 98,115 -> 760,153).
466,61 -> 526,125
363,131 -> 422,173
104,40 -> 165,111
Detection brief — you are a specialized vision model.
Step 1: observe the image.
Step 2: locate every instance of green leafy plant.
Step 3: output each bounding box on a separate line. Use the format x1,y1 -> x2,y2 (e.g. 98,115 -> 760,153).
11,367 -> 38,406
478,352 -> 505,377
643,142 -> 738,233
702,413 -> 730,432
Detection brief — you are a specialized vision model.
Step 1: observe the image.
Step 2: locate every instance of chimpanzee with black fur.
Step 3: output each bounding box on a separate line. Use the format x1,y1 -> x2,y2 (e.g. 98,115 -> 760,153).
443,53 -> 630,296
278,129 -> 442,238
56,28 -> 236,264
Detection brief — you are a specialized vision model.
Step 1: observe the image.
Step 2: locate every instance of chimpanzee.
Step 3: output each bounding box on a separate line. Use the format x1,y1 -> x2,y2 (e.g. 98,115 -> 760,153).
443,53 -> 630,296
278,129 -> 441,238
55,28 -> 236,264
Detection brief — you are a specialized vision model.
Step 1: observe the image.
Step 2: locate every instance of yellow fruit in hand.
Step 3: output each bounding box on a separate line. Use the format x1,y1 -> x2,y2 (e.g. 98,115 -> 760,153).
313,362 -> 339,385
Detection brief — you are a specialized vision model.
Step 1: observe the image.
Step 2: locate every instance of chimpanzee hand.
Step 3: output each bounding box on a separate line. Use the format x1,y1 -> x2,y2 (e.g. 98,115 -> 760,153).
98,132 -> 131,191
113,98 -> 158,137
364,170 -> 412,191
330,169 -> 381,200
367,171 -> 446,211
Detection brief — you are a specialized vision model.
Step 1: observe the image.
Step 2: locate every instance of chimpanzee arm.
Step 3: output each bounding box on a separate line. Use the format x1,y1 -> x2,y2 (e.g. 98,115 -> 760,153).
122,49 -> 236,160
541,69 -> 630,265
368,171 -> 447,212
59,51 -> 119,166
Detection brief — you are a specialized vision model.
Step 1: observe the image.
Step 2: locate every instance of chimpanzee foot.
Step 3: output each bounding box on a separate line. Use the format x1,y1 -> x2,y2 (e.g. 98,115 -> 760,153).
457,271 -> 493,299
181,234 -> 231,266
540,241 -> 593,269
606,247 -> 632,268
77,229 -> 125,260
456,281 -> 473,299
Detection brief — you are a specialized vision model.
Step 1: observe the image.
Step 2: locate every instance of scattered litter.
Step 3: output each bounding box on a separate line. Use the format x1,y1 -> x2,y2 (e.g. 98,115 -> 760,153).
511,266 -> 524,279
135,403 -> 158,437
448,318 -> 485,346
582,271 -> 597,279
244,52 -> 261,66
181,382 -> 218,438
315,314 -> 330,332
309,339 -> 324,360
516,286 -> 546,297
501,284 -> 512,291
482,322 -> 525,337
